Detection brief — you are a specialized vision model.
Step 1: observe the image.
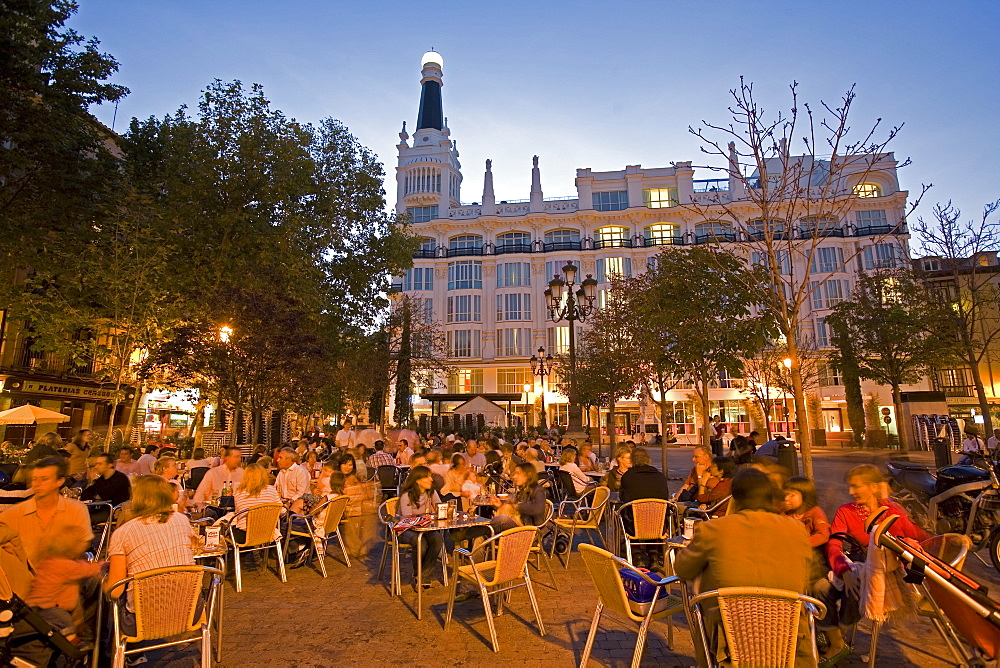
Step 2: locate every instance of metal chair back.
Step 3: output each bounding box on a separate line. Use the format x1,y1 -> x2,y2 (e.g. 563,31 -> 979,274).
319,494 -> 351,535
579,486 -> 611,529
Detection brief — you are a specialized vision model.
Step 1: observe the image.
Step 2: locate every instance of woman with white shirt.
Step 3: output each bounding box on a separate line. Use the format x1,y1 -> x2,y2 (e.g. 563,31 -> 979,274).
559,446 -> 591,495
397,466 -> 444,586
231,464 -> 282,544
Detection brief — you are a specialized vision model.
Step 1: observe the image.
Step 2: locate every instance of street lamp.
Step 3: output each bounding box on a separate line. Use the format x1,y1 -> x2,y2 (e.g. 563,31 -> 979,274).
546,263 -> 598,438
219,325 -> 233,343
529,346 -> 554,430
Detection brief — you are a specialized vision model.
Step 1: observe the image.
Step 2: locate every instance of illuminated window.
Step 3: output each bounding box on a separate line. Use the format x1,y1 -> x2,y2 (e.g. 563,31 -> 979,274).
593,191 -> 629,211
597,257 -> 632,282
496,368 -> 533,393
547,326 -> 581,355
407,206 -> 439,223
853,183 -> 883,198
643,188 -> 679,208
645,223 -> 679,245
448,369 -> 483,393
596,226 -> 629,248
495,329 -> 532,357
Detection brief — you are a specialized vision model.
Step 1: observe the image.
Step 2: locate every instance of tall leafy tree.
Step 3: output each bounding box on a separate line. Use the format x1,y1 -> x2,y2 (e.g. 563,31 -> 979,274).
827,269 -> 957,449
629,247 -> 775,452
0,0 -> 129,353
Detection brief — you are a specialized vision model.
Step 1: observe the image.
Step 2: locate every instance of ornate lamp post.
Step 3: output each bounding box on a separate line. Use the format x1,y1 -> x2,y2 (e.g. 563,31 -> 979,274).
529,346 -> 554,430
544,262 -> 598,439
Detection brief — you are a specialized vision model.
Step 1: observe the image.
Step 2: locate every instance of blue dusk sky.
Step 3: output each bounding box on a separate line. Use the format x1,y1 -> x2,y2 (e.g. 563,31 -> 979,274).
73,0 -> 999,225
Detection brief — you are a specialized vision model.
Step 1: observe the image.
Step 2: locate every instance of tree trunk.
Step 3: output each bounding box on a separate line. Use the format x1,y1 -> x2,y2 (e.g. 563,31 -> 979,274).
122,383 -> 144,447
788,367 -> 813,478
106,400 -> 120,446
251,408 -> 262,445
891,383 -> 908,451
698,380 -> 712,450
968,352 -> 994,438
608,398 -> 617,453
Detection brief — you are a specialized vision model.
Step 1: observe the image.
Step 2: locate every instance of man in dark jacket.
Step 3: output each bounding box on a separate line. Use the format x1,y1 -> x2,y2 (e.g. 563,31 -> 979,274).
618,448 -> 670,572
619,447 -> 670,503
81,453 -> 131,507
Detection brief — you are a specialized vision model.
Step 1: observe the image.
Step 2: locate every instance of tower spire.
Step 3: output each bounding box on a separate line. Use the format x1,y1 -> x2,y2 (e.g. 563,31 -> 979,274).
482,159 -> 496,215
530,155 -> 543,212
416,51 -> 444,131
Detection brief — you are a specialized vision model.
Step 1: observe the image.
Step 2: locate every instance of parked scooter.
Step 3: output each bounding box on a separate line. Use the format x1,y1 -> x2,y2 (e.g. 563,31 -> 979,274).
887,452 -> 1000,572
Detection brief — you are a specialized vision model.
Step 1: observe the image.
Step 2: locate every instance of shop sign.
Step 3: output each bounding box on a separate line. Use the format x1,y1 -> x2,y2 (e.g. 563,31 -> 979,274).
11,379 -> 118,401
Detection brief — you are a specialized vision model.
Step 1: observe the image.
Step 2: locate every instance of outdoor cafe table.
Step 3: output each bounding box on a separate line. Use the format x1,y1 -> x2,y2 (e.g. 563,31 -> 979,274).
191,519 -> 228,662
392,512 -> 492,620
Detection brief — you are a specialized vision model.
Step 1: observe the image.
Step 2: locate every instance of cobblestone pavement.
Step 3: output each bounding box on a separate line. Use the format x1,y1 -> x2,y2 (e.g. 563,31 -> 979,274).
144,447 -> 985,667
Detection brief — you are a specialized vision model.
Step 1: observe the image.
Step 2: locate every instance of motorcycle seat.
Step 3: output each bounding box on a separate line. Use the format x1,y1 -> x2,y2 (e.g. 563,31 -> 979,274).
888,460 -> 933,471
900,470 -> 938,498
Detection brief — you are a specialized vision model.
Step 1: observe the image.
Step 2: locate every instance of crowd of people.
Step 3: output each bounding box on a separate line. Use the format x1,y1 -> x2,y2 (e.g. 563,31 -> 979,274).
0,422 -> 937,667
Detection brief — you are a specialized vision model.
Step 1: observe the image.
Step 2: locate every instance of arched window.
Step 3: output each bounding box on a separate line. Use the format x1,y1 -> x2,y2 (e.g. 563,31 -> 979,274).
449,234 -> 483,250
695,221 -> 734,243
496,231 -> 532,253
747,219 -> 786,238
644,223 -> 679,246
853,182 -> 883,198
595,225 -> 629,248
543,229 -> 581,251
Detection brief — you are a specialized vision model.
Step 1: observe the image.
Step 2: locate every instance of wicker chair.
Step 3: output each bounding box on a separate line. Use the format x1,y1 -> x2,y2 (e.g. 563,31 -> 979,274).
224,503 -> 286,593
284,494 -> 351,577
578,543 -> 686,668
445,525 -> 545,652
549,485 -> 611,568
107,565 -> 223,668
866,532 -> 973,668
617,498 -> 672,567
689,587 -> 826,668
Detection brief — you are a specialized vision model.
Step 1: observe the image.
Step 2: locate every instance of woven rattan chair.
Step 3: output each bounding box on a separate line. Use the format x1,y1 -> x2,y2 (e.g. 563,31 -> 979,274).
866,532 -> 973,668
224,502 -> 286,593
578,543 -> 686,668
549,485 -> 611,568
284,494 -> 351,577
690,587 -> 826,668
617,498 -> 672,566
445,525 -> 545,652
107,565 -> 223,668
530,500 -> 558,590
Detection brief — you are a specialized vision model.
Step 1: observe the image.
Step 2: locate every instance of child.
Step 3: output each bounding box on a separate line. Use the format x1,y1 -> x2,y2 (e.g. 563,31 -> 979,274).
313,462 -> 337,498
25,525 -> 104,645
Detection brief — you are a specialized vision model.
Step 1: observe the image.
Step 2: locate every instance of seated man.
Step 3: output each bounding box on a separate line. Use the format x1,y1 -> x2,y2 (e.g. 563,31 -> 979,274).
677,446 -> 717,503
81,453 -> 131,508
674,468 -> 813,665
755,434 -> 788,461
274,447 -> 310,514
113,446 -> 142,477
618,448 -> 670,570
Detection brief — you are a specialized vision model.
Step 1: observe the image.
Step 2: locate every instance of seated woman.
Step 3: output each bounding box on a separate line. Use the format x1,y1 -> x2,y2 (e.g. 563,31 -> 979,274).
576,442 -> 597,472
105,476 -> 197,650
230,464 -> 282,544
601,446 -> 632,492
303,450 -> 322,479
185,447 -> 211,471
397,466 -> 444,588
694,456 -> 735,515
441,454 -> 477,503
489,463 -> 548,533
780,475 -> 836,660
823,465 -> 929,663
559,446 -> 591,495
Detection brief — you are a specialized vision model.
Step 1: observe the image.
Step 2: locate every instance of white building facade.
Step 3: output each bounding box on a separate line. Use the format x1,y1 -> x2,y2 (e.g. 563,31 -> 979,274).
394,52 -> 928,443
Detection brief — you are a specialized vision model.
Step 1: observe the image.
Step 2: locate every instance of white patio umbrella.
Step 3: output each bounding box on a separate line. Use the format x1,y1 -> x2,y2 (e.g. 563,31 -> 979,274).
0,404 -> 70,424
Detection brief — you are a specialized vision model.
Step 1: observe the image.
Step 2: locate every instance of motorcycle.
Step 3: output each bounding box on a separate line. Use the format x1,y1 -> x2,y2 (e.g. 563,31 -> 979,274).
887,452 -> 1000,573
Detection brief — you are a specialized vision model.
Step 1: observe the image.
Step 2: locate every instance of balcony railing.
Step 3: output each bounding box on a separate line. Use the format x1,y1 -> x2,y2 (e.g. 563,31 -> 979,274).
593,237 -> 632,249
693,178 -> 730,193
446,246 -> 485,258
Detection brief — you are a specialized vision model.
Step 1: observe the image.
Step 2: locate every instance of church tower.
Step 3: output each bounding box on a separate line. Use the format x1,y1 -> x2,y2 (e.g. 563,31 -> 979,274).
395,51 -> 462,218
